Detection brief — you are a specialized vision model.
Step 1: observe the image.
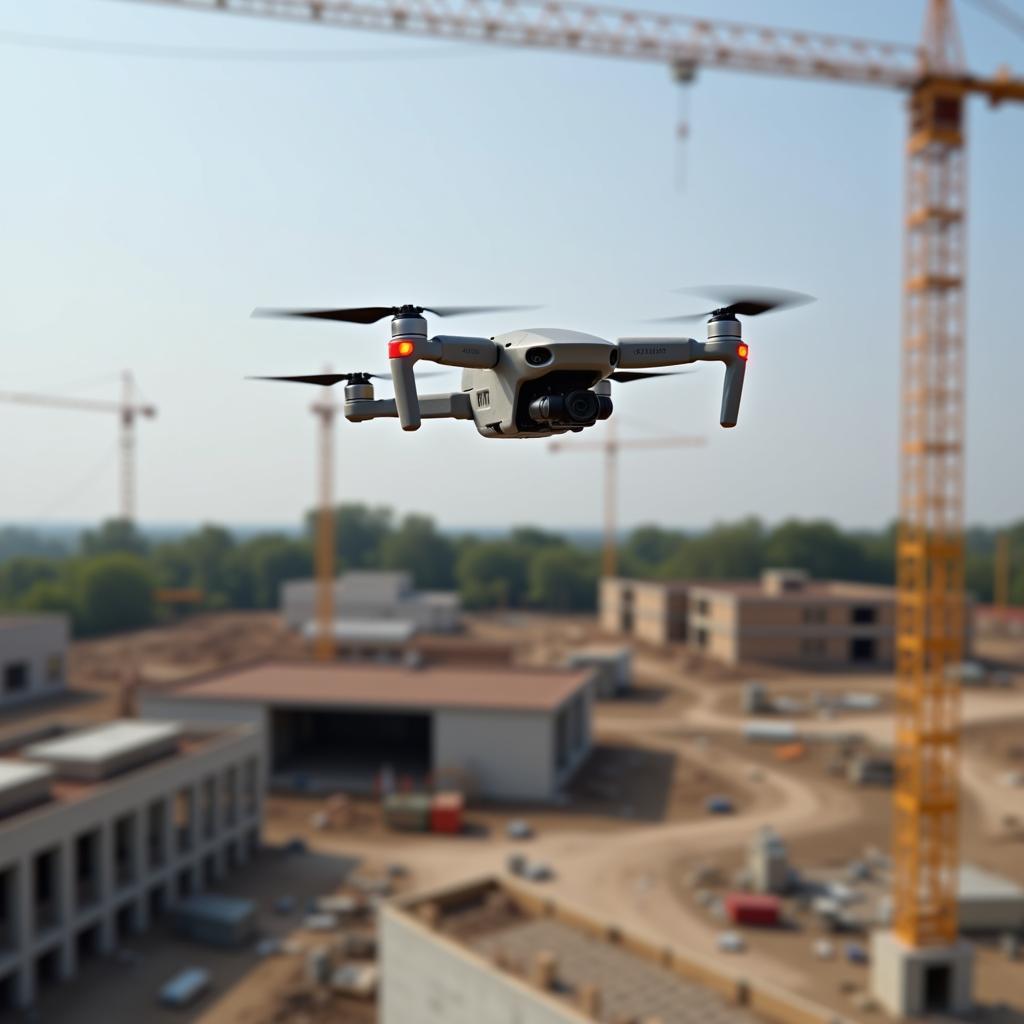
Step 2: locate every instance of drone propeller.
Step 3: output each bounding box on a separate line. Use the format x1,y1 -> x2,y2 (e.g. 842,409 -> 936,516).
652,286 -> 815,324
248,372 -> 385,386
248,369 -> 449,387
252,303 -> 538,325
608,370 -> 695,383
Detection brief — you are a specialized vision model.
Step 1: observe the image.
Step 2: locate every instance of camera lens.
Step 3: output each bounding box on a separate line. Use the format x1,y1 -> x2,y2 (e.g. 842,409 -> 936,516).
565,389 -> 599,423
525,347 -> 552,366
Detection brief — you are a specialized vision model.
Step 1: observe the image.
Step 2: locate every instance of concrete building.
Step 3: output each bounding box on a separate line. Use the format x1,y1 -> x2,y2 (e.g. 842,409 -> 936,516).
602,569 -> 914,668
0,616 -> 69,710
140,661 -> 593,803
381,876 -> 845,1024
598,577 -> 690,646
281,570 -> 461,634
0,718 -> 262,1009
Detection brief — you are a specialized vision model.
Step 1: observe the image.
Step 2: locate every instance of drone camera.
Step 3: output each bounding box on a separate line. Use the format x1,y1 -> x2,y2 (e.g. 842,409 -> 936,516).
529,388 -> 604,427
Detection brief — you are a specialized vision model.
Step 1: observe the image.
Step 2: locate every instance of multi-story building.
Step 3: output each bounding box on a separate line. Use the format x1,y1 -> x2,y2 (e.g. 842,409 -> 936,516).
0,616 -> 69,710
0,718 -> 262,1009
602,569 -> 914,669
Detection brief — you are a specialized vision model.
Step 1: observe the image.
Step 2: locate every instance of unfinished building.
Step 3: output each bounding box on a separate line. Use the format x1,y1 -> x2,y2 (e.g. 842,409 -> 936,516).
602,569 -> 920,668
0,615 -> 69,710
0,719 -> 262,1009
381,876 -> 844,1024
140,661 -> 593,803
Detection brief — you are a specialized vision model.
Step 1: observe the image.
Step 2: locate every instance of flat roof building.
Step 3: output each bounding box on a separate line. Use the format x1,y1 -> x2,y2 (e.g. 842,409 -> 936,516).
0,718 -> 262,1009
281,570 -> 461,636
0,615 -> 69,710
381,876 -> 843,1024
601,569 -> 928,669
140,661 -> 594,803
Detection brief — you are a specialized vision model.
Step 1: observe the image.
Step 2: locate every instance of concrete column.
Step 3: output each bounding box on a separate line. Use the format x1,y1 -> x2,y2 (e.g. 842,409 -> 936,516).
97,823 -> 115,954
131,811 -> 149,933
56,842 -> 75,980
14,857 -> 34,1008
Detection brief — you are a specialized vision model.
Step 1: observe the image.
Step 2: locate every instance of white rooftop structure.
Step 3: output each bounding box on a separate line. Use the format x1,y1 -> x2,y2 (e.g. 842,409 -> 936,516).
0,760 -> 54,818
281,570 -> 461,634
25,720 -> 182,780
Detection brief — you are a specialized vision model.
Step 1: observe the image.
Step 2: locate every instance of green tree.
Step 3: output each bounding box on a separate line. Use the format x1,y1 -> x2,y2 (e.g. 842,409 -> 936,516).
230,535 -> 312,609
527,546 -> 598,611
75,554 -> 156,635
305,504 -> 394,571
0,557 -> 61,608
764,519 -> 866,580
380,514 -> 455,589
456,540 -> 531,608
20,580 -> 74,614
80,518 -> 148,557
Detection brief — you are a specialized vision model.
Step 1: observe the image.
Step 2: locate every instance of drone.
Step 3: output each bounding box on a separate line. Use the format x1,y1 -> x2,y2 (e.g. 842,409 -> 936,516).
250,287 -> 812,437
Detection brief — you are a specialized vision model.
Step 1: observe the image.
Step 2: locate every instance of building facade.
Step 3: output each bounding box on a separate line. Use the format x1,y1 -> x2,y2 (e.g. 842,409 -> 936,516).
603,569 -> 912,669
0,616 -> 69,710
0,719 -> 262,1009
598,578 -> 690,647
140,661 -> 593,803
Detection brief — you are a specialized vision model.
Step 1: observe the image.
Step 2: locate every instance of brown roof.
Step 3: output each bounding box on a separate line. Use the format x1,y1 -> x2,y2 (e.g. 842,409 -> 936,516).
161,661 -> 590,713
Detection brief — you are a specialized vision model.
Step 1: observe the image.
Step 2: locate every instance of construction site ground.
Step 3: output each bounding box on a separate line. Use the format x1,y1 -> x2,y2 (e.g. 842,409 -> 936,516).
3,610 -> 1023,1024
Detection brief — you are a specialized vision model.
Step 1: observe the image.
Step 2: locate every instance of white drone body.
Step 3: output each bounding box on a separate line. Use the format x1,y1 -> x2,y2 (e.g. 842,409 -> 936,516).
252,290 -> 811,436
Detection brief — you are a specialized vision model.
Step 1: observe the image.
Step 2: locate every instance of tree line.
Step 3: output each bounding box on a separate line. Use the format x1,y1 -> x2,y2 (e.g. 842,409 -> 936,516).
0,510 -> 1020,637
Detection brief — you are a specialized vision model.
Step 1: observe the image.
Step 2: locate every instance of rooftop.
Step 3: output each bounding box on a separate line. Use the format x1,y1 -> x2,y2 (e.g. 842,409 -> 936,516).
158,661 -> 591,713
25,720 -> 182,766
393,877 -> 828,1024
0,613 -> 68,631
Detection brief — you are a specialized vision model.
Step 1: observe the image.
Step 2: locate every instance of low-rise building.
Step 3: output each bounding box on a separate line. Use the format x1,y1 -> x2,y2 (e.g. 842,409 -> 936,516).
281,570 -> 460,635
140,661 -> 593,803
0,718 -> 262,1009
0,616 -> 69,710
380,876 -> 843,1024
602,569 -> 919,669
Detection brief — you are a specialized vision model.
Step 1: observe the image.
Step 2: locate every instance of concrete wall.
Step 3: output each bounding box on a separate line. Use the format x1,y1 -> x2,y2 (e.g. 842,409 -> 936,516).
599,579 -> 688,647
380,904 -> 585,1024
0,617 -> 69,709
0,725 -> 262,1009
434,709 -> 558,802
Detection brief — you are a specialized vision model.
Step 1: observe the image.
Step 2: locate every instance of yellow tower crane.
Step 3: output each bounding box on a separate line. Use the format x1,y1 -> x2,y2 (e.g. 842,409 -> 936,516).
121,0 -> 1024,954
311,377 -> 338,662
549,421 -> 705,579
0,371 -> 156,523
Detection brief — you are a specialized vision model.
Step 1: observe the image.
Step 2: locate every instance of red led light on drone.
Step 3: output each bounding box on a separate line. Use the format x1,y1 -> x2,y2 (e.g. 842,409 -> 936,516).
737,343 -> 749,360
389,339 -> 416,358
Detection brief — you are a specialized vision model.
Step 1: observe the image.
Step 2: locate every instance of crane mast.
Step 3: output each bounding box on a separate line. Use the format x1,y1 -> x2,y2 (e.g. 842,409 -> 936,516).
312,379 -> 338,662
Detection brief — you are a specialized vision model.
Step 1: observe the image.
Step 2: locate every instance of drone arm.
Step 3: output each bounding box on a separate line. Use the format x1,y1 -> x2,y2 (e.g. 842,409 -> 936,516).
344,392 -> 472,423
615,337 -> 700,368
616,335 -> 748,428
389,335 -> 497,431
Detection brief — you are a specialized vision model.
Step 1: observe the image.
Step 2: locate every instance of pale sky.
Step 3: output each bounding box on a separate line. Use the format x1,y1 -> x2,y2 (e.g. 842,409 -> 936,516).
2,0 -> 1023,532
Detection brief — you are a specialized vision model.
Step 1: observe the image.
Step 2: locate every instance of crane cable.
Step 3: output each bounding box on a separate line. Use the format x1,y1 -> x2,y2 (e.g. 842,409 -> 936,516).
961,0 -> 1024,42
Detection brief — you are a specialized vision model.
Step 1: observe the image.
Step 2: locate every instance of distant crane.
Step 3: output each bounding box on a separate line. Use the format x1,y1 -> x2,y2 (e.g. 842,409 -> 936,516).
549,421 -> 705,578
311,376 -> 337,662
994,532 -> 1011,608
0,371 -> 156,522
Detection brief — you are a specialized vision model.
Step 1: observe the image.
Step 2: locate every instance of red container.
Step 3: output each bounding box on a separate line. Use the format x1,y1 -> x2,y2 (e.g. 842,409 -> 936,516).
724,892 -> 781,927
430,792 -> 464,835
